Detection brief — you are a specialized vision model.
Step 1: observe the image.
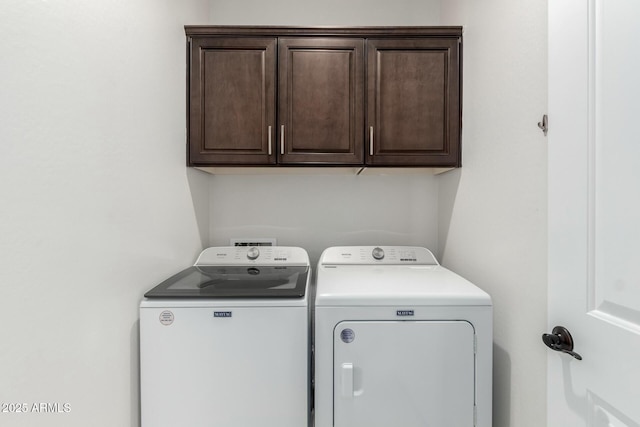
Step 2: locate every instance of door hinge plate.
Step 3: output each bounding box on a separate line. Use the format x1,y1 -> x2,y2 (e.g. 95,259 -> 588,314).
538,114 -> 548,136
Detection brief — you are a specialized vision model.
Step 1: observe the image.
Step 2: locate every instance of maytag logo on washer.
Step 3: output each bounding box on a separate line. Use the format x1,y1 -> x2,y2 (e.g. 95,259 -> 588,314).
396,309 -> 415,317
214,311 -> 232,318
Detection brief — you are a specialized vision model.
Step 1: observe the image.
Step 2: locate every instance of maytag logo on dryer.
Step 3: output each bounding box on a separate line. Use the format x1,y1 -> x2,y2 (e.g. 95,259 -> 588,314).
396,310 -> 415,317
214,311 -> 232,318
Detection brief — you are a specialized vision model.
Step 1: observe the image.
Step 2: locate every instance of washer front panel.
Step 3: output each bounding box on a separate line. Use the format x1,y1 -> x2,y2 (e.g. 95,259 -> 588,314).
140,305 -> 308,427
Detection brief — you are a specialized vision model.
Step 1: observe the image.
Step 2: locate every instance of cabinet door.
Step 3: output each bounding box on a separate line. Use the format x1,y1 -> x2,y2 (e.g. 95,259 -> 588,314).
367,38 -> 461,166
278,38 -> 364,164
188,37 -> 276,165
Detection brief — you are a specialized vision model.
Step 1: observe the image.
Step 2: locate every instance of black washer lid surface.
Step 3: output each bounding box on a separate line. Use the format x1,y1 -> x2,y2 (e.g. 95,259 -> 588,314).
144,265 -> 308,298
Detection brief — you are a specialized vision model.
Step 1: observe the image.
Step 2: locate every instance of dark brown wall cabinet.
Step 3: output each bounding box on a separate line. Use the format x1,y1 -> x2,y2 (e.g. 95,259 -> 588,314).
186,26 -> 462,169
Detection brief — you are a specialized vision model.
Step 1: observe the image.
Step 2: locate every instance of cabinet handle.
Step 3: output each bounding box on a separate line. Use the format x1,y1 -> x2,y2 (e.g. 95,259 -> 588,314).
369,126 -> 374,156
280,125 -> 285,155
268,126 -> 272,156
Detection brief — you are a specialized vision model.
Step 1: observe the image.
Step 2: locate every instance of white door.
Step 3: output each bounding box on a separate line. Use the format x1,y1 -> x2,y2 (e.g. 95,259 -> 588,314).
548,1 -> 640,426
333,321 -> 475,427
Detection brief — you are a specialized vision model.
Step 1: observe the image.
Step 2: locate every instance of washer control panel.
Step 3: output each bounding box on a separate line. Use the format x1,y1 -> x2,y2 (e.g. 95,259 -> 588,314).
246,247 -> 260,260
195,246 -> 310,266
320,246 -> 439,266
372,247 -> 385,260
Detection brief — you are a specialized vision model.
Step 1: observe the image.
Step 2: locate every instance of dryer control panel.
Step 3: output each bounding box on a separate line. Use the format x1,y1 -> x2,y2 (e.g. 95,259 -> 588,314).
320,246 -> 439,266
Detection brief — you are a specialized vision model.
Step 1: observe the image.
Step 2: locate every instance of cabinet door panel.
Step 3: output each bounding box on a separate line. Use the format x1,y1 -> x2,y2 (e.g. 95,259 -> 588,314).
189,37 -> 276,165
367,38 -> 461,166
279,38 -> 364,164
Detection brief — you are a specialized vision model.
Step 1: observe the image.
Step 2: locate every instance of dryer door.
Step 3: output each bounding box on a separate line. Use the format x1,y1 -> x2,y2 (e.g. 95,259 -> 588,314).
334,320 -> 475,427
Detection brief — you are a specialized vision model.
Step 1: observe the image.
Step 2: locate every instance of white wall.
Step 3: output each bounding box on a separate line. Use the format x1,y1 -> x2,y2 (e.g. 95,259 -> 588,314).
209,0 -> 441,26
438,2 -> 548,427
209,174 -> 440,265
0,1 -> 209,426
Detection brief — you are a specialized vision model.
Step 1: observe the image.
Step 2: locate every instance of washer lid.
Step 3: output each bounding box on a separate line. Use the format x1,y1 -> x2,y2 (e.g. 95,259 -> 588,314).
145,246 -> 310,299
144,265 -> 309,298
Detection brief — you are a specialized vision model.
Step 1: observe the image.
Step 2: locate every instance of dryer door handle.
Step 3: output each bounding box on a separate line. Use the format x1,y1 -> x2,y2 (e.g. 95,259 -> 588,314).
341,363 -> 354,398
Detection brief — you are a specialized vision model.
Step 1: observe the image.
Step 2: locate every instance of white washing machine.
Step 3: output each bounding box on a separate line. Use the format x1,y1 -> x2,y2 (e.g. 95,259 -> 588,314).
314,246 -> 492,427
140,246 -> 311,427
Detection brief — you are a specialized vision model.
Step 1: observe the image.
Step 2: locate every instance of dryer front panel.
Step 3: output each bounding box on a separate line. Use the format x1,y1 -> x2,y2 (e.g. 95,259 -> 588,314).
333,320 -> 475,427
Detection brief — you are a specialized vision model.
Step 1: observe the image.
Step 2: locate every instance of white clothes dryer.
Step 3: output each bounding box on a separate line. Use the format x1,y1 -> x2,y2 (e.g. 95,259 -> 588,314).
314,246 -> 492,427
140,246 -> 311,427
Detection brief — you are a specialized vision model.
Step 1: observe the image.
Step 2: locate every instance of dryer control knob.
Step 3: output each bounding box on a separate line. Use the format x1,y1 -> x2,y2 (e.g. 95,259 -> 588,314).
372,247 -> 385,260
247,247 -> 260,260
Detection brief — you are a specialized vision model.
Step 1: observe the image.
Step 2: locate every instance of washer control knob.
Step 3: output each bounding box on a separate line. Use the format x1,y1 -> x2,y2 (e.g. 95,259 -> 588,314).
372,247 -> 385,260
246,247 -> 260,260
